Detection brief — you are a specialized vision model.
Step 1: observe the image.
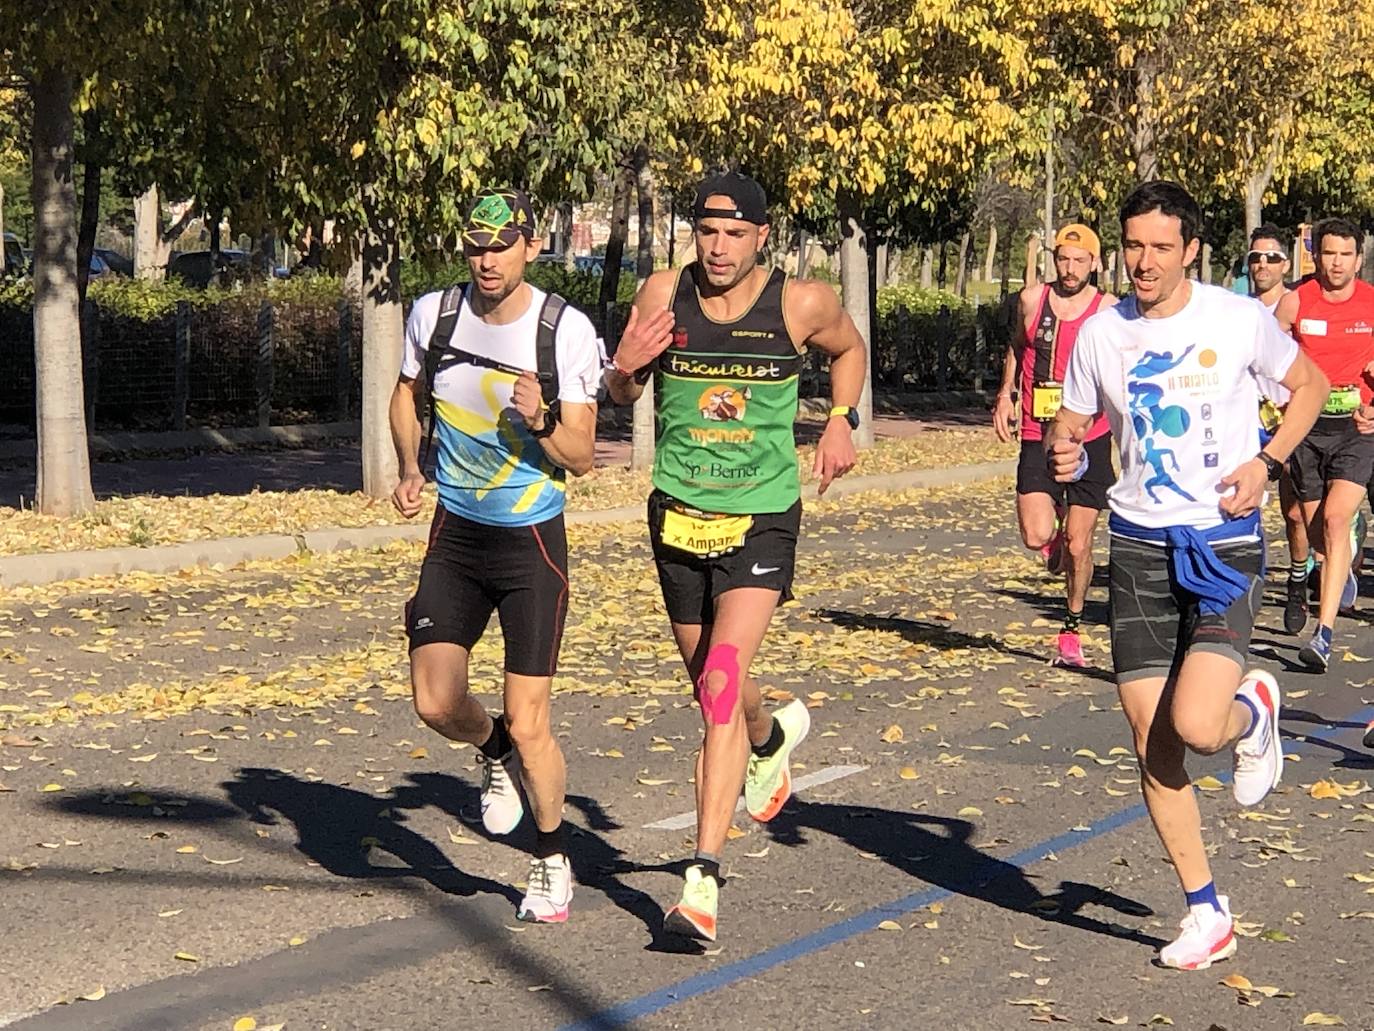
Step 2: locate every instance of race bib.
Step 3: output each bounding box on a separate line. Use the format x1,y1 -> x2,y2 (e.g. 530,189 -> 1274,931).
1299,318 -> 1328,336
660,509 -> 753,557
1323,384 -> 1362,416
1030,382 -> 1063,421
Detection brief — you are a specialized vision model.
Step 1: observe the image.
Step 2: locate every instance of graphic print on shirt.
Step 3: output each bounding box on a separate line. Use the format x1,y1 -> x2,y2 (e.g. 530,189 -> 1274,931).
432,370 -> 563,518
1126,345 -> 1199,505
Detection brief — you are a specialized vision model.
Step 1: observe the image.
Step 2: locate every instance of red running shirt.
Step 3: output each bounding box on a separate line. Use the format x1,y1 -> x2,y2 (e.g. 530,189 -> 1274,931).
1292,278 -> 1374,403
1019,285 -> 1111,443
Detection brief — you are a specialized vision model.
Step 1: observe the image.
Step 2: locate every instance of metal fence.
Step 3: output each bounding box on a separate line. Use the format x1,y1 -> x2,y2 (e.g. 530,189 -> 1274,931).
0,293 -> 1008,432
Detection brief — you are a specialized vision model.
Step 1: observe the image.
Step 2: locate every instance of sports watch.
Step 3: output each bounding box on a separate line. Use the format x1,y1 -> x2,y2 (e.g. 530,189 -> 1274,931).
829,405 -> 861,430
1256,450 -> 1283,482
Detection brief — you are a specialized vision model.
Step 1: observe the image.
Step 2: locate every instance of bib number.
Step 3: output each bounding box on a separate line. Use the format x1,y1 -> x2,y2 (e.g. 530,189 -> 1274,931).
660,509 -> 753,558
1323,384 -> 1362,416
1031,382 -> 1063,422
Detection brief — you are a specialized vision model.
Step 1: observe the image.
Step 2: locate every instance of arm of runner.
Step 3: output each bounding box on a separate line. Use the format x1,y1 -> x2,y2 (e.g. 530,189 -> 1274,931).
1273,290 -> 1300,338
514,381 -> 597,476
1219,320 -> 1327,517
1044,324 -> 1098,482
605,270 -> 676,405
992,344 -> 1017,443
792,279 -> 865,495
390,297 -> 438,518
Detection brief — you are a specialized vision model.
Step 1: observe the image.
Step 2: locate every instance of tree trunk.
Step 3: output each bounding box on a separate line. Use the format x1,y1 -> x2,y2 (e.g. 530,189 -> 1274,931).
30,67 -> 94,516
920,246 -> 933,288
75,109 -> 101,304
558,201 -> 575,270
837,193 -> 874,449
984,224 -> 998,284
1043,106 -> 1056,282
875,241 -> 889,290
999,220 -> 1015,301
599,155 -> 633,308
936,241 -> 948,289
630,142 -> 655,472
1200,242 -> 1213,284
1024,232 -> 1041,286
1133,51 -> 1161,181
360,213 -> 403,498
954,231 -> 971,297
133,185 -> 162,280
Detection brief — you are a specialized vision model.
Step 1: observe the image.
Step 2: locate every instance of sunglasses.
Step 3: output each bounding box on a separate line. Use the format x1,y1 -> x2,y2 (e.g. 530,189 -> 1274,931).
1247,250 -> 1287,265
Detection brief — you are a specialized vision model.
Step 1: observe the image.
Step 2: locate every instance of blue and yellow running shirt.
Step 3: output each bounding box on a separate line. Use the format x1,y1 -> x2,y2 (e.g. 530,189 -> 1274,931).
401,285 -> 604,527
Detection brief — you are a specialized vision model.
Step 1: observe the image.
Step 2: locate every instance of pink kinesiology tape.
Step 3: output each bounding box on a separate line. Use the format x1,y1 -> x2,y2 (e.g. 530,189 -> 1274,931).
695,643 -> 741,725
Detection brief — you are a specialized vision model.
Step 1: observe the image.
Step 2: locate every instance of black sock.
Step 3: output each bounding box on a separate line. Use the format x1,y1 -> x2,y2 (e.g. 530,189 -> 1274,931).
692,853 -> 721,884
1062,609 -> 1082,634
478,717 -> 512,760
534,822 -> 566,860
751,716 -> 785,758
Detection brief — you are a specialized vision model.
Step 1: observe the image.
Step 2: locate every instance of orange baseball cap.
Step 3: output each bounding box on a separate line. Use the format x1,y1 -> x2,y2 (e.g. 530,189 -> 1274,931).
1054,223 -> 1101,259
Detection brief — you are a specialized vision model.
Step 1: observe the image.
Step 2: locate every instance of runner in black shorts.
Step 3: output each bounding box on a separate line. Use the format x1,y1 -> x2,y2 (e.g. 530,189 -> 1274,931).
993,223 -> 1118,667
606,172 -> 865,942
388,189 -> 604,925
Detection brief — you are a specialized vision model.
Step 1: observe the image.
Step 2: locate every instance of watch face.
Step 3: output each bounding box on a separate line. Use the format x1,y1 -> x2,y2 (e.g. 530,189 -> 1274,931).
845,408 -> 860,429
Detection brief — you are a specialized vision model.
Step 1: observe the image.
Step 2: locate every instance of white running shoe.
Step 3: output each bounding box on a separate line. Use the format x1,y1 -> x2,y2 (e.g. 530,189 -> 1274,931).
1158,897 -> 1236,970
477,750 -> 524,835
1232,670 -> 1282,807
517,854 -> 573,923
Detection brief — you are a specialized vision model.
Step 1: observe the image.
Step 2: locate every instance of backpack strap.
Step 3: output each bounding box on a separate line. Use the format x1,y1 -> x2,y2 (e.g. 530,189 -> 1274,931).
418,284 -> 465,473
536,293 -> 567,424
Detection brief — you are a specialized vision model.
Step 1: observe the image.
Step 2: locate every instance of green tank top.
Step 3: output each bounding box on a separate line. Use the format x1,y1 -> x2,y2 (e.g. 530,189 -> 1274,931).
651,264 -> 802,514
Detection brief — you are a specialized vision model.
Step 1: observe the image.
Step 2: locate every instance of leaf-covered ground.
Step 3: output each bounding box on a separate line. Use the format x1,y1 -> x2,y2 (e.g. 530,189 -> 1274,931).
0,429 -> 1014,558
2,477 -> 1371,1030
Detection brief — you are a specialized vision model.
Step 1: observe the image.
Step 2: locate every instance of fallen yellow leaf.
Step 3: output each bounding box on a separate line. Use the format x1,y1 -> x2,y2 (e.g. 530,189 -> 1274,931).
880,724 -> 904,744
233,1018 -> 258,1031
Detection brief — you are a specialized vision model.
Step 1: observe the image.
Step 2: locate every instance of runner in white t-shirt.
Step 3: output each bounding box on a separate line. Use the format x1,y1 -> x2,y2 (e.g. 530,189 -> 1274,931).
388,189 -> 604,927
1047,181 -> 1328,972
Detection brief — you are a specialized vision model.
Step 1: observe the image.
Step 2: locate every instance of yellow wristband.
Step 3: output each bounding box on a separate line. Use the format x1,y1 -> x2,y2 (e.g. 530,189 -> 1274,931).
828,406 -> 852,419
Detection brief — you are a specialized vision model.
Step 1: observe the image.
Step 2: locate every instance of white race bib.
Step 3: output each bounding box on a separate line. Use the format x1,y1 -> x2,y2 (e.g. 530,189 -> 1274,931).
1299,318 -> 1328,336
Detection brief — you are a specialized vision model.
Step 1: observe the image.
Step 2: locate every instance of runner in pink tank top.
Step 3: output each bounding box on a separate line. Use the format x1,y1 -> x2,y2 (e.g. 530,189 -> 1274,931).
992,223 -> 1118,667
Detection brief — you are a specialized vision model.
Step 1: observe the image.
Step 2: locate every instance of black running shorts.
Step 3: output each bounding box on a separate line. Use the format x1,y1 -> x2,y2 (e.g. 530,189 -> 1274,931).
1108,533 -> 1263,684
1288,416 -> 1374,501
405,505 -> 569,677
1017,435 -> 1113,510
647,490 -> 800,626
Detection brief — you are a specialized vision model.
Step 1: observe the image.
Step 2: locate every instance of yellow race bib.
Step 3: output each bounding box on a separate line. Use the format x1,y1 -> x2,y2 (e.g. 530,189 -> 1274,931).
1323,384 -> 1362,416
1031,382 -> 1063,421
660,509 -> 753,558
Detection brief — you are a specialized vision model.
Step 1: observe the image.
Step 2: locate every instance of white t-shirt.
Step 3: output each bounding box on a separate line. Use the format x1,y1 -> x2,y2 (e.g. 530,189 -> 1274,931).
1062,281 -> 1298,530
402,285 -> 605,526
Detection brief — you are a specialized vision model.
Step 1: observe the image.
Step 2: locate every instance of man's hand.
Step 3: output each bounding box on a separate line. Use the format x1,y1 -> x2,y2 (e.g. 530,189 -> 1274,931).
391,471 -> 426,519
1219,457 -> 1269,517
1356,401 -> 1374,435
1047,432 -> 1085,483
992,393 -> 1016,443
613,306 -> 675,374
813,419 -> 857,496
511,370 -> 547,431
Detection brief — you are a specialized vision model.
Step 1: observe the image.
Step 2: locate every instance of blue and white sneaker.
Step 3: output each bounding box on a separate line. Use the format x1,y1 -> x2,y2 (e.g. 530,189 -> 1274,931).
1298,625 -> 1333,671
1233,670 -> 1282,806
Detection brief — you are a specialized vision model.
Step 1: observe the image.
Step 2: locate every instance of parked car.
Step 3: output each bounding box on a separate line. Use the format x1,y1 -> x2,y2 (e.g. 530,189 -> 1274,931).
94,248 -> 133,277
168,249 -> 251,288
572,254 -> 637,276
2,233 -> 22,277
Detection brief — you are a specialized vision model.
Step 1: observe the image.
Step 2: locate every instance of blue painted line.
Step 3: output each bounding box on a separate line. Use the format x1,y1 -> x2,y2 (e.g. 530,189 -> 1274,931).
558,701 -> 1374,1031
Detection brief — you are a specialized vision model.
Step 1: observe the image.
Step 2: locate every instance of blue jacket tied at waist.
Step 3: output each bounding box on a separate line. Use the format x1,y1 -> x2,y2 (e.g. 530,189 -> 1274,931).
1108,511 -> 1261,616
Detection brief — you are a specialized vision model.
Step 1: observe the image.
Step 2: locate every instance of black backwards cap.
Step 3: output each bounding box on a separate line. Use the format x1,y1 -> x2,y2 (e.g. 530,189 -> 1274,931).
693,172 -> 769,226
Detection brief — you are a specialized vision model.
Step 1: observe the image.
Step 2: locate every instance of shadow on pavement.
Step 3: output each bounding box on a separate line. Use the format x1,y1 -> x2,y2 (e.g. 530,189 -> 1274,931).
764,801 -> 1166,951
814,607 -> 1116,684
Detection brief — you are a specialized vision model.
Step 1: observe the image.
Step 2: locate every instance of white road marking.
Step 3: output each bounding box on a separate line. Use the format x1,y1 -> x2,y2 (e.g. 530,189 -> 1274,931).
642,764 -> 869,830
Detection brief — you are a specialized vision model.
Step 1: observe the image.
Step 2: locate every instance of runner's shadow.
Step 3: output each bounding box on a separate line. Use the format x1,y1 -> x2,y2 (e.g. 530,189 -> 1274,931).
989,587 -> 1110,629
765,801 -> 1166,950
815,607 -> 1115,683
407,774 -> 692,953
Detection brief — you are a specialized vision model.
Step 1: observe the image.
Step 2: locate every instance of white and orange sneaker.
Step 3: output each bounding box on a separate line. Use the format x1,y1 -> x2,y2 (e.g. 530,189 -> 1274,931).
1233,669 -> 1282,807
663,865 -> 719,942
1158,897 -> 1236,970
517,854 -> 572,924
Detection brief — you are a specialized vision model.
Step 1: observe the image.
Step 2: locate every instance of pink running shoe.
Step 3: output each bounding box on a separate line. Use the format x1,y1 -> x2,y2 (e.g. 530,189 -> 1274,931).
1053,631 -> 1088,668
1158,898 -> 1236,970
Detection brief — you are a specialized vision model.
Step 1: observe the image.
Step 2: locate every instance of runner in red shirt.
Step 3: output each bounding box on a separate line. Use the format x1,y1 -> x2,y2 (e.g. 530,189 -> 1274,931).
1275,217 -> 1374,670
993,224 -> 1118,667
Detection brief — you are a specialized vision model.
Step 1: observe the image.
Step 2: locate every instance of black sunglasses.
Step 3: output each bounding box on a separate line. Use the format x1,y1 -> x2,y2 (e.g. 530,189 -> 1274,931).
1247,250 -> 1287,265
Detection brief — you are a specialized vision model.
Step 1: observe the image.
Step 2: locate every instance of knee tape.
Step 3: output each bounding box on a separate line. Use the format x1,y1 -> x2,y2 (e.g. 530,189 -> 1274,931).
695,644 -> 741,725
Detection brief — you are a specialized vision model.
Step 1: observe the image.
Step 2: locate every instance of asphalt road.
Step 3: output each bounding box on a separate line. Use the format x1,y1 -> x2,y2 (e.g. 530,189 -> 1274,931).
1,479 -> 1372,1030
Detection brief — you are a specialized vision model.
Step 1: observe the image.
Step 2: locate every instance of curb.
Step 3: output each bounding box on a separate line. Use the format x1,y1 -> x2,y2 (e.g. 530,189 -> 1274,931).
0,422 -> 362,462
0,459 -> 1015,589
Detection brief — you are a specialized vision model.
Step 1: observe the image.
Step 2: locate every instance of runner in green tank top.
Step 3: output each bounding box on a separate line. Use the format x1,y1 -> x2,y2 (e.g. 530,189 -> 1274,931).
606,172 -> 866,942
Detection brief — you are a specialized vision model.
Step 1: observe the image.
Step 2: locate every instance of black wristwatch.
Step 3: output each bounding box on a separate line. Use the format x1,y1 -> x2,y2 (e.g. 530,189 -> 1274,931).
1257,450 -> 1283,481
530,411 -> 557,439
829,405 -> 861,430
